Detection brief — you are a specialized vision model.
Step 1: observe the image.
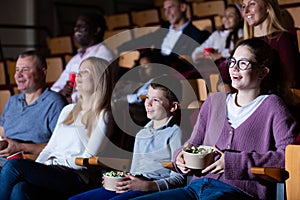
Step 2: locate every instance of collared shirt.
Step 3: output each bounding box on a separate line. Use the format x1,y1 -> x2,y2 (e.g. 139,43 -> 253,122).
161,20 -> 190,55
0,88 -> 67,143
51,43 -> 113,100
130,116 -> 185,191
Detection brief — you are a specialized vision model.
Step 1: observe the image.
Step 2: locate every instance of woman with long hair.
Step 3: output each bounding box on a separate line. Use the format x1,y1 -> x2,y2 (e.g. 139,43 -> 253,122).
0,57 -> 115,199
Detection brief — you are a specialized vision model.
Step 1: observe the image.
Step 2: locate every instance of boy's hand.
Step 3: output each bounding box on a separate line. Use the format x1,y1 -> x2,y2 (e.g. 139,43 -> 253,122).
115,174 -> 158,193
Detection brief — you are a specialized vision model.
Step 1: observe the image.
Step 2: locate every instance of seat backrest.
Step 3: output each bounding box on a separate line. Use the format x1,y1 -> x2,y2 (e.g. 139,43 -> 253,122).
118,51 -> 140,68
46,36 -> 73,55
180,78 -> 208,108
103,29 -> 133,55
285,144 -> 300,200
191,0 -> 225,18
131,9 -> 160,27
0,61 -> 6,84
286,7 -> 300,29
5,59 -> 16,84
209,73 -> 219,93
104,13 -> 131,30
132,26 -> 160,39
192,19 -> 213,33
0,90 -> 11,115
45,57 -> 64,84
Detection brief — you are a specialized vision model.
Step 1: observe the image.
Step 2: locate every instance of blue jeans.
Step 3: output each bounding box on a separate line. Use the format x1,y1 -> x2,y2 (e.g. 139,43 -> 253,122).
132,178 -> 255,200
69,187 -> 148,200
0,159 -> 90,200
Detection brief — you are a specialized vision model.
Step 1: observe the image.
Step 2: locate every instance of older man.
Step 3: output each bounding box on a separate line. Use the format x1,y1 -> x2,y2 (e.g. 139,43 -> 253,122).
0,50 -> 67,165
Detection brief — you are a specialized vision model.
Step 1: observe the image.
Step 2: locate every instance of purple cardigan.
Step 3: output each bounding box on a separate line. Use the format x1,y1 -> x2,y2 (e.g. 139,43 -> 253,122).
174,92 -> 299,200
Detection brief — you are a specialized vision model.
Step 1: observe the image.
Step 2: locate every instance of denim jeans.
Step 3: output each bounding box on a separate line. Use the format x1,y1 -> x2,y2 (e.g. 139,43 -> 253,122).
0,159 -> 89,200
132,178 -> 255,200
69,187 -> 148,200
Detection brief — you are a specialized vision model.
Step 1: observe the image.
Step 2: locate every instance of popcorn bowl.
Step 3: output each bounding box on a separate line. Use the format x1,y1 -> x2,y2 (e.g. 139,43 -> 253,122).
103,171 -> 128,191
182,145 -> 215,169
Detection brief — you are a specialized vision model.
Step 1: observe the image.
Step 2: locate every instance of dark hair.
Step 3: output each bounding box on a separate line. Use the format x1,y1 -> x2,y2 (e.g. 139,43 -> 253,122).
150,74 -> 182,103
235,38 -> 283,96
224,4 -> 243,49
136,49 -> 164,65
78,12 -> 107,42
18,50 -> 47,70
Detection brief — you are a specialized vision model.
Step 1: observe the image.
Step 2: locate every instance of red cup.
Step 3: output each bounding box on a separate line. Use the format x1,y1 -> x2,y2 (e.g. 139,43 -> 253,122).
203,48 -> 215,58
68,72 -> 76,87
7,151 -> 25,160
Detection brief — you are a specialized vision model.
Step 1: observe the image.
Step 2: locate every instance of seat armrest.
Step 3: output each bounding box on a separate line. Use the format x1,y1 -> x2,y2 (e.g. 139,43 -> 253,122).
75,157 -> 131,171
250,167 -> 288,183
24,153 -> 38,160
162,161 -> 176,171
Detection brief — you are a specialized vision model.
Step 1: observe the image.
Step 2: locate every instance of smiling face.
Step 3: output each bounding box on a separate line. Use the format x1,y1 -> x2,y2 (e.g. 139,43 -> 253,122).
222,6 -> 241,30
75,60 -> 94,95
163,0 -> 186,28
242,0 -> 268,27
229,45 -> 265,91
74,15 -> 96,47
144,86 -> 173,122
15,55 -> 45,93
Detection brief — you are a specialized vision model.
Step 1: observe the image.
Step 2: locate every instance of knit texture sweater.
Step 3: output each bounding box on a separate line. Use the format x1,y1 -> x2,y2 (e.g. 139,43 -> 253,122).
174,92 -> 298,200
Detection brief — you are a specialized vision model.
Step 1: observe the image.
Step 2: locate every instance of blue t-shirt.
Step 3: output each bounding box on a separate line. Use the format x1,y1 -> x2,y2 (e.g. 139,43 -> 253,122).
0,88 -> 67,143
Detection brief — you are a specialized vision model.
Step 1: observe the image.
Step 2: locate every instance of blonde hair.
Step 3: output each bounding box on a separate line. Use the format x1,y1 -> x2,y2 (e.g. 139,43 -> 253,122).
63,57 -> 114,137
243,0 -> 287,39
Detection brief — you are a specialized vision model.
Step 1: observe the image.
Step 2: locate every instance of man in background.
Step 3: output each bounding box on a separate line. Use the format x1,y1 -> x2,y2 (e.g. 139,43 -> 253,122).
51,12 -> 115,103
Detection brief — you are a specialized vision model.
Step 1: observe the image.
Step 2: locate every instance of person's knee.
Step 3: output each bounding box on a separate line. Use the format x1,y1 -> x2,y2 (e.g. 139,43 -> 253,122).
11,182 -> 28,200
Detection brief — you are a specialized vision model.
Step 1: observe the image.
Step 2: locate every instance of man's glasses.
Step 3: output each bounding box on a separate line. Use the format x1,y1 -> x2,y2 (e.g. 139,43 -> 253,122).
227,57 -> 257,71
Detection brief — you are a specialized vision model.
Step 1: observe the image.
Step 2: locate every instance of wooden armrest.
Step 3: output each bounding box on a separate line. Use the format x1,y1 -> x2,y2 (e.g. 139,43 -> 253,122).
75,157 -> 131,172
162,161 -> 176,171
250,167 -> 288,183
24,153 -> 38,160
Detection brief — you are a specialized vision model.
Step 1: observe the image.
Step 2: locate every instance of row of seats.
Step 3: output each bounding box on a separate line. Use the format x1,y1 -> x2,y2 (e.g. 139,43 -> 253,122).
104,0 -> 225,32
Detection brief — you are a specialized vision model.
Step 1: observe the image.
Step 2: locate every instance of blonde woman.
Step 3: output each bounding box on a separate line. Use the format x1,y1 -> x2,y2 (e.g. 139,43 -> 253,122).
242,0 -> 300,89
0,57 -> 114,200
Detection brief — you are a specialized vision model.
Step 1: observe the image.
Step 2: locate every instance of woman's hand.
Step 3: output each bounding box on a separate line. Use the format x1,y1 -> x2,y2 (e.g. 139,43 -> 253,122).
202,145 -> 224,174
175,151 -> 190,174
115,174 -> 158,193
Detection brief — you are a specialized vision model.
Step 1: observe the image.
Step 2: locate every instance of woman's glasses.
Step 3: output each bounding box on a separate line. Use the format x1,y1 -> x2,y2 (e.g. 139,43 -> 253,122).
227,57 -> 257,71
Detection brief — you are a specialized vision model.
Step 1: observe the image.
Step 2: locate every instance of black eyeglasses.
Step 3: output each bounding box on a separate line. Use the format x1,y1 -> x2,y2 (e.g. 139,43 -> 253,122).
227,57 -> 257,71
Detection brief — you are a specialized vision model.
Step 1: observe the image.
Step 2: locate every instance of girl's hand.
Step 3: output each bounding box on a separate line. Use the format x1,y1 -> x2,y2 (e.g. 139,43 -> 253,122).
175,151 -> 190,174
202,145 -> 224,174
115,174 -> 158,193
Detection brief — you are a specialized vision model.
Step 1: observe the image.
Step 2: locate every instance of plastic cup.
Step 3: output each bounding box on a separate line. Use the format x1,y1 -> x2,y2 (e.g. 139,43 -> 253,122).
203,48 -> 215,58
68,72 -> 76,87
7,151 -> 25,160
